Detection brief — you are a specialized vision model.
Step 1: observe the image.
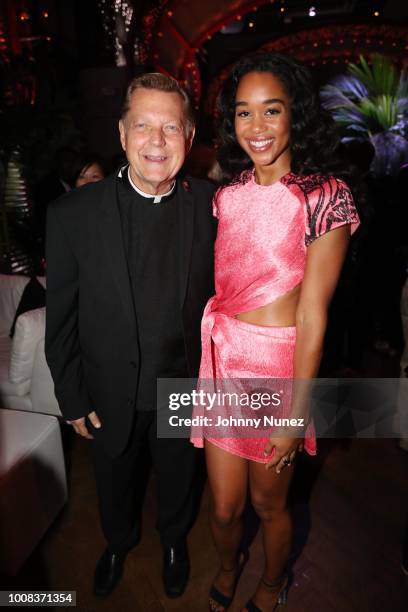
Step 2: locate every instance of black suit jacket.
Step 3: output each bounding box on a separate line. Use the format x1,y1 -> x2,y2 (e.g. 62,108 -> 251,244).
45,172 -> 216,456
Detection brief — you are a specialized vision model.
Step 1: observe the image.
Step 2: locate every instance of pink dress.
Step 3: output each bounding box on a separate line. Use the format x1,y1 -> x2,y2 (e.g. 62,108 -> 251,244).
191,170 -> 360,462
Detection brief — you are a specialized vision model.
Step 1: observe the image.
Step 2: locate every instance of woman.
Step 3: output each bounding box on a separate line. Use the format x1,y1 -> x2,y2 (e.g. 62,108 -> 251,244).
191,53 -> 360,611
73,153 -> 105,188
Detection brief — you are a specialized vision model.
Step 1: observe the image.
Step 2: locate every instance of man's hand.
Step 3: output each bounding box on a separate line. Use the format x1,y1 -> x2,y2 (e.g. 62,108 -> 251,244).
67,411 -> 101,439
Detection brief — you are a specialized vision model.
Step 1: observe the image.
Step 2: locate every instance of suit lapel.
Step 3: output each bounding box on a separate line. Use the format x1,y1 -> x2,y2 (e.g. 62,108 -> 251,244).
178,178 -> 195,307
97,176 -> 136,332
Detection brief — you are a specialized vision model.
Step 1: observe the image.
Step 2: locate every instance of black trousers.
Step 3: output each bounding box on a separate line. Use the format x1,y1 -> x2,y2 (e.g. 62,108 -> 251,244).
92,410 -> 196,554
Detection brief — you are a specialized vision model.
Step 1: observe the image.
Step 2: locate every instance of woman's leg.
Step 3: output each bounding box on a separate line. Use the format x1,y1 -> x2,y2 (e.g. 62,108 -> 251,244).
243,460 -> 294,611
205,441 -> 248,610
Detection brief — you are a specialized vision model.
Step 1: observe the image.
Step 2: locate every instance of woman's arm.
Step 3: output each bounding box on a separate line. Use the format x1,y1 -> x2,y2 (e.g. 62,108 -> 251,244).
294,224 -> 350,379
264,225 -> 350,470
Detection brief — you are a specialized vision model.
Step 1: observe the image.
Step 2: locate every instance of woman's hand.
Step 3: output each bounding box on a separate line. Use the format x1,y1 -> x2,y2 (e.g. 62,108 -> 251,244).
264,435 -> 303,473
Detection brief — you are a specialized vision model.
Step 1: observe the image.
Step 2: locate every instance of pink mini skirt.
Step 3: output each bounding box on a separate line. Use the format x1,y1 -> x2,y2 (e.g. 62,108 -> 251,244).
191,314 -> 316,463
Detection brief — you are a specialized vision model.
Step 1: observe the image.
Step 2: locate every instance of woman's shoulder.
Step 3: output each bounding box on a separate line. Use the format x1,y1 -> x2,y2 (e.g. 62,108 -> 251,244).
282,172 -> 351,195
216,169 -> 254,198
212,171 -> 253,218
286,173 -> 359,245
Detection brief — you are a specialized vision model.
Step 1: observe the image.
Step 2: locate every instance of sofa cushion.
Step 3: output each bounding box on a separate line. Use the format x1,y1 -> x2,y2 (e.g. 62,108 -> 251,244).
0,337 -> 30,398
0,392 -> 32,410
0,275 -> 29,338
9,277 -> 46,338
9,308 -> 45,387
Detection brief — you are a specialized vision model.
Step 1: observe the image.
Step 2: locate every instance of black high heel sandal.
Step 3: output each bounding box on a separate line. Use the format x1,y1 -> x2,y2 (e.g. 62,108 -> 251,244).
209,550 -> 248,611
244,572 -> 288,612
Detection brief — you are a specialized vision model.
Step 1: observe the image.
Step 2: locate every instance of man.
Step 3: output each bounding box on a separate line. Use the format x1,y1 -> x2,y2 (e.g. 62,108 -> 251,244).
45,74 -> 216,598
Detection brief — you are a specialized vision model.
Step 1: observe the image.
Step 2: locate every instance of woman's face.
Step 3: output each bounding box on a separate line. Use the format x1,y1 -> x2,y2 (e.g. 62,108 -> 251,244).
234,71 -> 292,180
75,162 -> 104,188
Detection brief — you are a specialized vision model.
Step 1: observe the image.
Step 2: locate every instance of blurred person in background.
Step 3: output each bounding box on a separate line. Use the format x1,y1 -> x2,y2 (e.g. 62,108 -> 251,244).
73,152 -> 106,188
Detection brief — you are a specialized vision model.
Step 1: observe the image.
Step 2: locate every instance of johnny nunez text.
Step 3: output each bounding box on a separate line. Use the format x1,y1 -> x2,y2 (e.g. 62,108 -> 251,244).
168,415 -> 305,428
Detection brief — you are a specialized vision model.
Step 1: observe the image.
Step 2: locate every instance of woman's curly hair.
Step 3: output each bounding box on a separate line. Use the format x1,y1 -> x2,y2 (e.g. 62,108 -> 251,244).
216,52 -> 348,185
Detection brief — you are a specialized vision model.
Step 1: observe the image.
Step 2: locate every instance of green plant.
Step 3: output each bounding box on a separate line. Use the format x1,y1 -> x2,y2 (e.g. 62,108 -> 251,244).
320,54 -> 408,175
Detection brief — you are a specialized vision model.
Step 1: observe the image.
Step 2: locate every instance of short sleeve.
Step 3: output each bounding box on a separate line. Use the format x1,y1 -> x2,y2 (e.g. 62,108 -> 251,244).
305,177 -> 360,247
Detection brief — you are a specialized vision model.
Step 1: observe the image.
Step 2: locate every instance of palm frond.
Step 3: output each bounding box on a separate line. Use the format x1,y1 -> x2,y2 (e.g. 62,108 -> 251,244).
348,54 -> 398,97
328,74 -> 368,99
321,54 -> 407,133
320,84 -> 357,110
320,54 -> 408,175
359,95 -> 399,130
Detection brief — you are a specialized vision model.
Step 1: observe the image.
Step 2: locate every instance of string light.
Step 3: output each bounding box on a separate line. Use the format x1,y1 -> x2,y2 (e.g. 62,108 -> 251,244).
98,0 -> 171,67
113,0 -> 133,28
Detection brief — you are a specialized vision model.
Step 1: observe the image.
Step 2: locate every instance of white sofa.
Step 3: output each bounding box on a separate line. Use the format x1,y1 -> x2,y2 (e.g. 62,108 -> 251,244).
0,408 -> 68,575
0,274 -> 67,574
0,274 -> 60,416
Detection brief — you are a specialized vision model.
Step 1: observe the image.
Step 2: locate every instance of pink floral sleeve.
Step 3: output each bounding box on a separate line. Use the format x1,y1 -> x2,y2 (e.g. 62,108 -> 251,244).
304,176 -> 360,246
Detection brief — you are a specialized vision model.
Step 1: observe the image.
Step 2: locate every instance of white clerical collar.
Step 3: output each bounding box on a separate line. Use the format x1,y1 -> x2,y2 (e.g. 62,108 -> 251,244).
118,165 -> 175,203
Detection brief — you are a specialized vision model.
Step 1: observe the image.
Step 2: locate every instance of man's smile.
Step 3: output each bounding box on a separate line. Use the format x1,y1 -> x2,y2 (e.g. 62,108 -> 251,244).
144,154 -> 168,162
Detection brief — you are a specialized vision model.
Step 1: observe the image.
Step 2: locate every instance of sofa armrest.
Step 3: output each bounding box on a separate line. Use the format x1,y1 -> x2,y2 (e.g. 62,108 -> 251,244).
0,274 -> 30,337
31,338 -> 61,417
9,308 -> 45,386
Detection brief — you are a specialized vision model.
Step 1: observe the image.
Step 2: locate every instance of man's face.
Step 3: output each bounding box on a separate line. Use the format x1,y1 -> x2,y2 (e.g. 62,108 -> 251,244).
119,87 -> 194,195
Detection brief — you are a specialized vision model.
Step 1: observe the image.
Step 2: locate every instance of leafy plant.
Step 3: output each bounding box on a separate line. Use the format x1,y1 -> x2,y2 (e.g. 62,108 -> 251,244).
320,54 -> 408,176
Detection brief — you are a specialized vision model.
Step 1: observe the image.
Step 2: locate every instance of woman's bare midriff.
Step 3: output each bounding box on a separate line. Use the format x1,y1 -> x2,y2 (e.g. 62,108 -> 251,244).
235,284 -> 301,327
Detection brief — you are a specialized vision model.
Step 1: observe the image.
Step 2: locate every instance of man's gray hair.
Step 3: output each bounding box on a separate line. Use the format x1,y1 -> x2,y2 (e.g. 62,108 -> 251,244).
121,72 -> 195,133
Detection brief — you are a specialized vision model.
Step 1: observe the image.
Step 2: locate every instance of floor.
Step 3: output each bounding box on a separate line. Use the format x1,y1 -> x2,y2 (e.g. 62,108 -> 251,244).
2,433 -> 408,612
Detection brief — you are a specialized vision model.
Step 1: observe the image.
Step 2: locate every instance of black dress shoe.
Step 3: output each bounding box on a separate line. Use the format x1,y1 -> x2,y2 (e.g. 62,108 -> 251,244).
162,543 -> 190,598
93,548 -> 127,597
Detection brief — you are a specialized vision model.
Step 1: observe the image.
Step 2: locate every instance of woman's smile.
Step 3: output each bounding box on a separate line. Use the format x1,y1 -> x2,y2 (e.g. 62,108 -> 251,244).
247,137 -> 275,153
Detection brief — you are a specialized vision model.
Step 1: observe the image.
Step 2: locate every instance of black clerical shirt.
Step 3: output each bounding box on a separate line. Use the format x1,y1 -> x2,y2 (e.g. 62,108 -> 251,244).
117,168 -> 188,411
